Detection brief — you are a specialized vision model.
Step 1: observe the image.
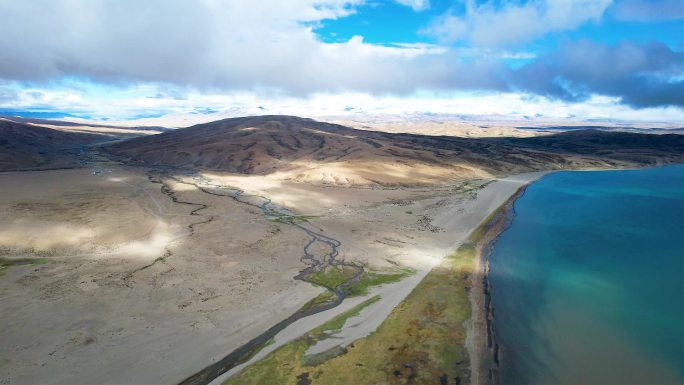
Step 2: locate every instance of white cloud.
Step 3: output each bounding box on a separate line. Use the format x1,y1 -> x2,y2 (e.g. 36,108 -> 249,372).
0,0 -> 680,113
423,0 -> 613,47
394,0 -> 430,11
3,80 -> 682,126
0,0 -> 473,95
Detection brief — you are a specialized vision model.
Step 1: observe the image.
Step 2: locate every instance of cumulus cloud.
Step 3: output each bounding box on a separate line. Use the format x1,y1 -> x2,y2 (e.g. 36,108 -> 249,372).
0,0 -> 507,95
0,0 -> 681,111
611,0 -> 684,21
510,40 -> 684,108
422,0 -> 612,47
7,81 -> 683,125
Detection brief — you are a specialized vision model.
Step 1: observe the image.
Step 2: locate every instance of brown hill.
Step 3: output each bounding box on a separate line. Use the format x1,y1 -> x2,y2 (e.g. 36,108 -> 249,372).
0,119 -> 112,171
0,116 -> 167,171
105,115 -> 684,185
501,129 -> 684,162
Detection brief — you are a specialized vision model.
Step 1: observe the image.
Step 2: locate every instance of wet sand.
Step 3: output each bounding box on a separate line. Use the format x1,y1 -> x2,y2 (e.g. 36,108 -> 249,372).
465,174 -> 548,385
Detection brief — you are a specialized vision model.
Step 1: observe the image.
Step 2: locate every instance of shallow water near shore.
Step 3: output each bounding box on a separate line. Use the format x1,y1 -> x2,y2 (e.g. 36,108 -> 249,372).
489,164 -> 684,385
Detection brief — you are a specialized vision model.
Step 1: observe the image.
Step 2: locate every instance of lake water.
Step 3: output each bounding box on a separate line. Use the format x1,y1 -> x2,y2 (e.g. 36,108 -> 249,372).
489,164 -> 684,385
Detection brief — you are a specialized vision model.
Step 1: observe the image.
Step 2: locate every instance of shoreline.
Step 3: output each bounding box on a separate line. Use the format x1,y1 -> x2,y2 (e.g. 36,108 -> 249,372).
211,171 -> 548,385
467,163 -> 684,385
466,179 -> 540,385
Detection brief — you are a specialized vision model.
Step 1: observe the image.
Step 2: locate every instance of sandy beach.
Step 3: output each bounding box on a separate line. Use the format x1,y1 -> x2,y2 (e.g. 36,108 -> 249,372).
464,181 -> 541,385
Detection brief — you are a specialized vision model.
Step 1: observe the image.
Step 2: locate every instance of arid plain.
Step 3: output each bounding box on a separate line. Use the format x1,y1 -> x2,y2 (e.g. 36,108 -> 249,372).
1,116 -> 682,385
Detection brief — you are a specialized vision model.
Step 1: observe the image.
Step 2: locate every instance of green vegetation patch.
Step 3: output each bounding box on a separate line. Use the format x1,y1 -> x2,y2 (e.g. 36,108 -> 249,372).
224,295 -> 381,385
307,266 -> 358,289
310,295 -> 381,338
271,215 -> 318,225
468,207 -> 501,244
300,266 -> 414,312
345,266 -> 415,297
241,337 -> 276,365
227,193 -> 515,384
0,257 -> 49,274
300,290 -> 336,312
225,242 -> 475,385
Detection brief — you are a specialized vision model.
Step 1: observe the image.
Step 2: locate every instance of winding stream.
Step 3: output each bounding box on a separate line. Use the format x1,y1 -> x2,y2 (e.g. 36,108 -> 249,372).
80,143 -> 367,384
147,172 -> 365,385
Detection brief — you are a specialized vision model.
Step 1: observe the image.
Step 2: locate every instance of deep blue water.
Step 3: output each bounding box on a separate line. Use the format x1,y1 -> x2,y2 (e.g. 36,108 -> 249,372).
489,164 -> 684,385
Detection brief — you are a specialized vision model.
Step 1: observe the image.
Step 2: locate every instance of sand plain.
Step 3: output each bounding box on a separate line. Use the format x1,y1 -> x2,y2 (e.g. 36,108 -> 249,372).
331,119 -> 544,138
0,167 -> 321,384
0,162 -> 538,385
209,171 -> 546,384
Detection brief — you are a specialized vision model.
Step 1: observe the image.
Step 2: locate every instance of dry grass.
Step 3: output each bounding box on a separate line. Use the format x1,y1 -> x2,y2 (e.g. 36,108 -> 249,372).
223,243 -> 476,385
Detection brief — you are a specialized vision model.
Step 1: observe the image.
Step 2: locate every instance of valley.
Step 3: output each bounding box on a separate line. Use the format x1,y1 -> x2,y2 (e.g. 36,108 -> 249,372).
0,115 -> 682,385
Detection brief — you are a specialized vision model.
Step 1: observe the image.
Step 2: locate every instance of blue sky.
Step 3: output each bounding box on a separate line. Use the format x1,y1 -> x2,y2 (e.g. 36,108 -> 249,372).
315,0 -> 683,47
0,0 -> 682,124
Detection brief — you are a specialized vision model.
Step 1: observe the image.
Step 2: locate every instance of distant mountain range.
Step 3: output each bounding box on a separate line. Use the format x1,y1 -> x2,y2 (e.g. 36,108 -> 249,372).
2,115 -> 683,182
105,115 -> 684,185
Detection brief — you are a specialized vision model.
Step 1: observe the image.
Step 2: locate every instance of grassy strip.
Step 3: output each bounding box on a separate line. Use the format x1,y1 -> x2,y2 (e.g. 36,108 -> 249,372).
299,290 -> 336,312
307,266 -> 358,289
310,295 -> 381,337
288,245 -> 477,385
224,295 -> 381,385
0,257 -> 49,274
467,207 -> 501,244
241,337 -> 276,365
222,208 -> 502,385
225,188 -> 520,384
271,215 -> 318,225
223,244 -> 474,385
300,266 -> 415,312
345,266 -> 415,297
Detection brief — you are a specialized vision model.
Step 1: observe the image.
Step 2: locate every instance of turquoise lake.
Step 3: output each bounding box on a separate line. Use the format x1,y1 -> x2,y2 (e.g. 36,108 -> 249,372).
489,164 -> 684,385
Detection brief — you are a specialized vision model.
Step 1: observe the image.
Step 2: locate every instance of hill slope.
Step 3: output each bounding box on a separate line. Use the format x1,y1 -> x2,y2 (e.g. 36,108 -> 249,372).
0,116 -> 168,171
105,116 -> 684,185
0,119 -> 113,171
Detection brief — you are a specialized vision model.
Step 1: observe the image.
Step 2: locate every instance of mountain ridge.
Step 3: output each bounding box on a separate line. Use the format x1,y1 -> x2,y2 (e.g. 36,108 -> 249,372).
103,115 -> 684,186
